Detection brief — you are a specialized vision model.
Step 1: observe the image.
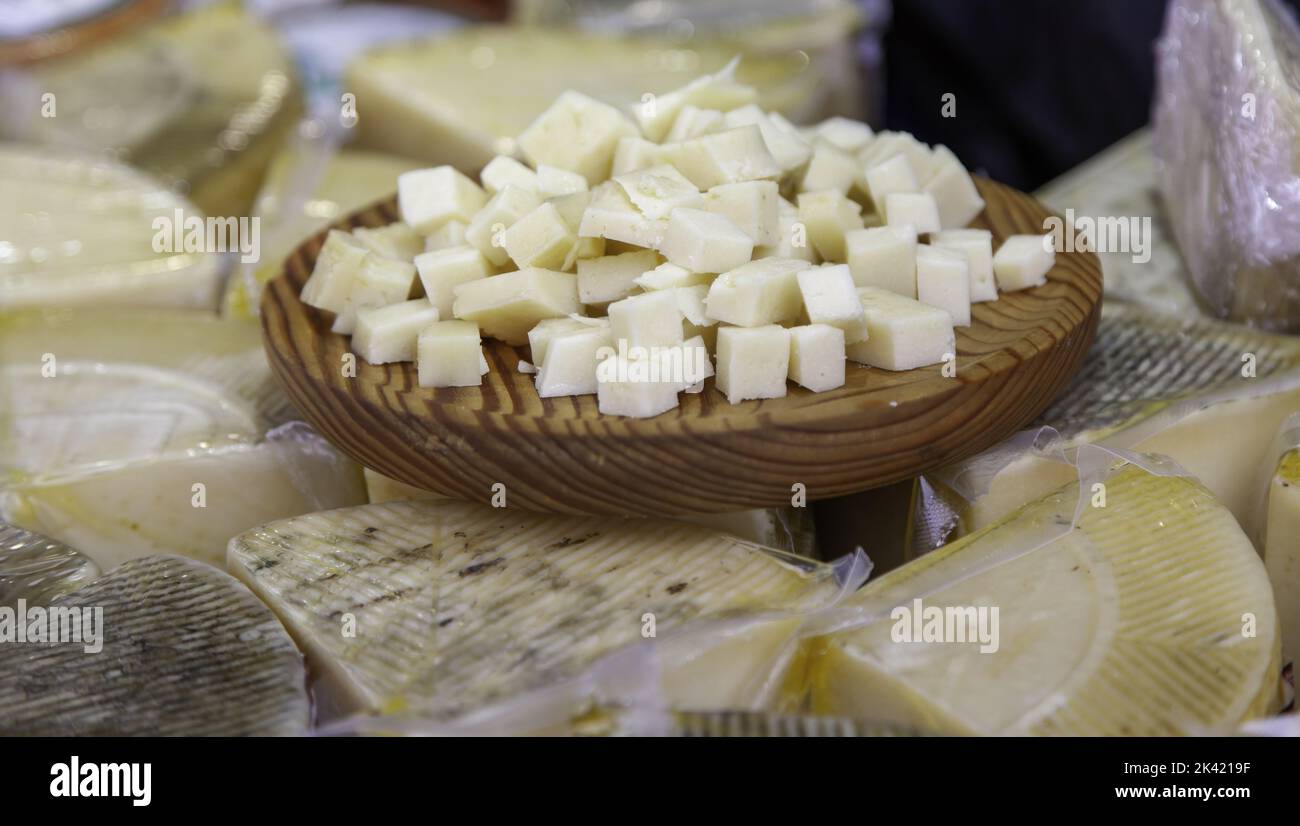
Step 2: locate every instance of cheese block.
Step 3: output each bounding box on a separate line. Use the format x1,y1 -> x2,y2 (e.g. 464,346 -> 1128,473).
0,144 -> 225,311
0,555 -> 308,736
810,465 -> 1282,734
937,304 -> 1300,538
345,27 -> 820,172
1263,445 -> 1300,668
2,2 -> 302,218
0,521 -> 100,607
227,500 -> 837,721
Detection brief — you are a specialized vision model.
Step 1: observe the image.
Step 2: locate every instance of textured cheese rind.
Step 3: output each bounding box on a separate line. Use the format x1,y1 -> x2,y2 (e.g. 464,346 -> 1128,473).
227,500 -> 833,721
0,555 -> 308,736
811,467 -> 1282,735
0,522 -> 100,607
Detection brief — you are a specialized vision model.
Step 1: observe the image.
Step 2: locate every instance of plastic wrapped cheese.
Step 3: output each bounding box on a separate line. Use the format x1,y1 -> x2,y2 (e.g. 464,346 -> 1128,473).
1154,0 -> 1300,330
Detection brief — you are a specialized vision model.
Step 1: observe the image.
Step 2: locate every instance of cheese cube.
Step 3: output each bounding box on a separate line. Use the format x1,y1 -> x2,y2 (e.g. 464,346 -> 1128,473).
614,165 -> 703,220
636,57 -> 757,142
536,325 -> 614,397
414,244 -> 493,317
503,202 -> 577,270
862,154 -> 919,211
301,230 -> 368,314
417,320 -> 484,388
923,145 -> 985,229
424,220 -> 468,253
665,105 -> 725,141
595,353 -> 682,418
915,245 -> 971,327
578,182 -> 668,249
517,90 -> 638,183
705,258 -> 809,327
722,104 -> 812,174
635,262 -> 712,291
858,132 -> 936,181
715,325 -> 791,404
452,268 -> 580,346
674,285 -> 715,327
930,228 -> 996,302
658,126 -> 781,190
754,197 -> 818,263
331,255 -> 416,335
796,264 -> 869,342
611,136 -> 662,175
536,165 -> 588,198
796,190 -> 865,262
993,234 -> 1055,291
812,117 -> 874,153
577,249 -> 660,305
398,167 -> 487,233
608,289 -> 684,349
527,317 -> 605,366
480,156 -> 538,195
885,192 -> 941,235
465,185 -> 542,266
353,299 -> 440,364
678,334 -> 715,391
799,143 -> 860,195
660,208 -> 753,273
847,287 -> 955,371
703,180 -> 779,245
352,223 -> 423,262
788,324 -> 847,392
845,225 -> 917,297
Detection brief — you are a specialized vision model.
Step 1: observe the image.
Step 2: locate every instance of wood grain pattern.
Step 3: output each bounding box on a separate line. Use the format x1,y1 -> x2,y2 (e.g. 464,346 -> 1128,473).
262,177 -> 1102,516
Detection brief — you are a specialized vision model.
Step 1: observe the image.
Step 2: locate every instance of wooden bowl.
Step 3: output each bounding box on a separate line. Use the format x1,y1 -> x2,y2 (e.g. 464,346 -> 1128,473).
262,178 -> 1101,516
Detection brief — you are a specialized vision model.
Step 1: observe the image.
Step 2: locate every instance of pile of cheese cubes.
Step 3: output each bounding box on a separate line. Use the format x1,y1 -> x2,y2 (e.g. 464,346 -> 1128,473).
300,60 -> 1056,418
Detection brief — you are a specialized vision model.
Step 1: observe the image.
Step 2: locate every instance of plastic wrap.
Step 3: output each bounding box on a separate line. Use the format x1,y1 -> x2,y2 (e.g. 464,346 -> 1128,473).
0,520 -> 101,606
1255,411 -> 1300,671
1153,0 -> 1300,329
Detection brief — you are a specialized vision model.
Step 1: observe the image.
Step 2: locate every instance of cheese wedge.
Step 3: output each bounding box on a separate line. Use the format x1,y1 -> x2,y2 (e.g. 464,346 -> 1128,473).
810,465 -> 1282,735
0,555 -> 308,736
227,501 -> 836,721
0,521 -> 100,606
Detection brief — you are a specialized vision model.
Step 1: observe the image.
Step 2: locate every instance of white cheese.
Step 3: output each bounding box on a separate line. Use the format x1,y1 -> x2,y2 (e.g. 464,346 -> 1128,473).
502,202 -> 577,271
915,245 -> 972,327
480,156 -> 539,195
613,165 -> 704,220
596,352 -> 683,418
578,182 -> 668,249
398,167 -> 488,234
608,289 -> 685,349
788,324 -> 847,392
812,116 -> 874,153
660,208 -> 754,273
577,250 -> 661,305
300,230 -> 370,315
862,154 -> 920,211
884,192 -> 941,235
705,258 -> 810,327
635,262 -> 713,291
845,225 -> 918,298
517,90 -> 638,184
754,197 -> 819,263
703,180 -> 780,245
425,220 -> 469,252
847,287 -> 955,371
536,165 -> 589,199
796,190 -> 865,262
993,234 -> 1055,291
465,185 -> 542,267
922,145 -> 986,229
929,228 -> 996,303
330,255 -> 417,336
417,320 -> 485,388
799,143 -> 861,195
658,126 -> 781,190
528,317 -> 605,367
637,57 -> 758,142
351,223 -> 424,262
665,106 -> 726,142
451,268 -> 580,346
414,245 -> 493,318
353,299 -> 440,365
716,325 -> 791,404
535,325 -> 614,397
721,104 -> 812,174
797,264 -> 869,342
611,136 -> 664,175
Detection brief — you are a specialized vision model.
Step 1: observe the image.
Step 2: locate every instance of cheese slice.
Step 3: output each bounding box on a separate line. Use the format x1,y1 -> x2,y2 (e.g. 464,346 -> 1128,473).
0,144 -> 225,311
0,521 -> 100,606
1263,448 -> 1300,668
0,555 -> 309,736
227,500 -> 836,721
810,465 -> 1282,735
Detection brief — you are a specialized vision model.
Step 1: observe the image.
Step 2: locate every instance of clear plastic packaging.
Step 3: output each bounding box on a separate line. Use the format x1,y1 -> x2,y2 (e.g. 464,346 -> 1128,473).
1153,0 -> 1300,329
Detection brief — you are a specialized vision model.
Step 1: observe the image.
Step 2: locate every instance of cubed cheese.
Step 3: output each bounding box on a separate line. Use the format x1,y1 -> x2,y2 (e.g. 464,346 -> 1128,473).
885,192 -> 941,235
993,234 -> 1055,291
611,136 -> 663,175
658,126 -> 780,190
578,182 -> 668,249
301,230 -> 369,314
452,268 -> 580,345
353,299 -> 440,364
915,245 -> 971,327
634,262 -> 712,291
788,324 -> 847,392
536,164 -> 589,198
417,320 -> 484,387
352,223 -> 423,262
812,117 -> 874,153
636,57 -> 757,142
595,352 -> 682,418
861,154 -> 919,211
703,180 -> 779,245
930,228 -> 996,303
480,156 -> 538,195
845,225 -> 917,297
614,165 -> 703,220
674,284 -> 714,328
608,289 -> 684,349
796,190 -> 864,262
414,244 -> 493,317
722,104 -> 812,174
660,208 -> 753,273
799,143 -> 860,194
517,90 -> 638,183
665,105 -> 725,141
465,185 -> 542,267
848,287 -> 955,371
858,132 -> 936,181
527,316 -> 605,366
715,325 -> 791,404
796,264 -> 869,342
705,258 -> 809,327
577,249 -> 660,305
754,197 -> 819,263
502,202 -> 577,270
424,220 -> 468,252
535,324 -> 614,397
331,255 -> 416,335
398,167 -> 487,233
923,145 -> 985,229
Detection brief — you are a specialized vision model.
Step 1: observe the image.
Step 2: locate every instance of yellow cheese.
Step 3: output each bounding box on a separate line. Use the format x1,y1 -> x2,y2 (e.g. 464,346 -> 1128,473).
1263,448 -> 1300,668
